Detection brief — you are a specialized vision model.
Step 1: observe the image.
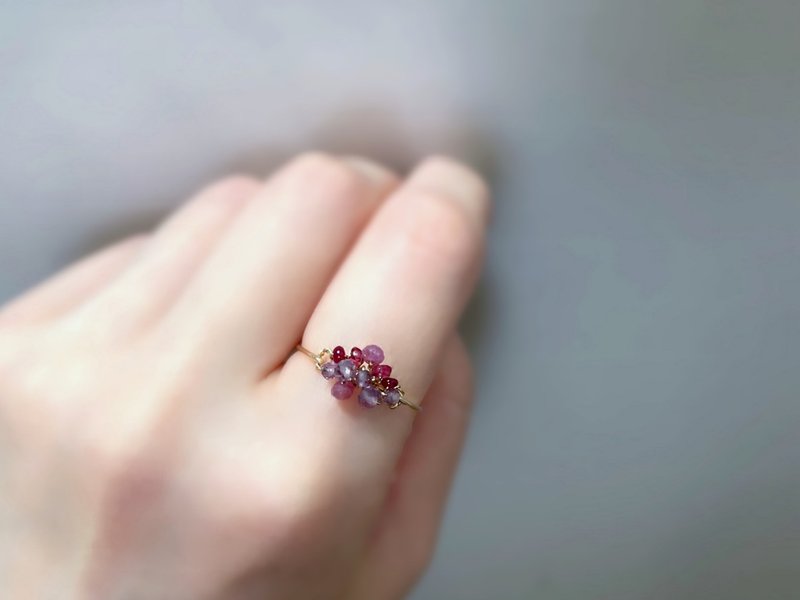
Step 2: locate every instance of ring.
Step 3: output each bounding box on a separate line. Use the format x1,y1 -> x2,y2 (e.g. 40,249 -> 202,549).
296,343 -> 420,412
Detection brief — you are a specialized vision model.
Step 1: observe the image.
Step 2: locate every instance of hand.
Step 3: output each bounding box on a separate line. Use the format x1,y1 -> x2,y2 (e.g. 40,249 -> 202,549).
0,154 -> 489,599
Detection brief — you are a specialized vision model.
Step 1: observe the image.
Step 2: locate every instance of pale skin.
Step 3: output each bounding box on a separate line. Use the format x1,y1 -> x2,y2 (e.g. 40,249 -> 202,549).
0,154 -> 490,600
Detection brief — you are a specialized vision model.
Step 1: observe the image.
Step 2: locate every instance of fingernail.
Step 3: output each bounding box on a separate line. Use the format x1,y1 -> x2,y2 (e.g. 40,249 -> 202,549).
341,156 -> 396,186
406,156 -> 491,223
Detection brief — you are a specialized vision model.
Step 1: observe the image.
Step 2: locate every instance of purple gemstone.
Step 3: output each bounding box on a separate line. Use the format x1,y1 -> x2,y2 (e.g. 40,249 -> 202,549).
321,361 -> 337,379
385,388 -> 402,408
356,369 -> 372,387
331,381 -> 355,400
362,344 -> 385,364
337,358 -> 357,381
358,385 -> 381,408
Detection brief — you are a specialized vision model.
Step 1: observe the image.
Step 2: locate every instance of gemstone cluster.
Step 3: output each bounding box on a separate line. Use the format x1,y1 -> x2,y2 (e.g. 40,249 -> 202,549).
320,344 -> 404,408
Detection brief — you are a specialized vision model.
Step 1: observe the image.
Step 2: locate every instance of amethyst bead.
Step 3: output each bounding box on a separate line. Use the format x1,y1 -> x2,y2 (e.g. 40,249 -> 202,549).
358,385 -> 381,408
331,381 -> 355,400
356,369 -> 372,387
337,358 -> 357,381
385,388 -> 402,408
320,361 -> 337,380
362,344 -> 385,364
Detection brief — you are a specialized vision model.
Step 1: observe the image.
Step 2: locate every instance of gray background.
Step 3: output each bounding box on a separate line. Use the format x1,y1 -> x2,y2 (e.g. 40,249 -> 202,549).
1,2 -> 799,599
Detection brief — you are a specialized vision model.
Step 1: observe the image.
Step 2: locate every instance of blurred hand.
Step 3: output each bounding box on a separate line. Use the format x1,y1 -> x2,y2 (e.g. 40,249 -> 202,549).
0,154 -> 489,599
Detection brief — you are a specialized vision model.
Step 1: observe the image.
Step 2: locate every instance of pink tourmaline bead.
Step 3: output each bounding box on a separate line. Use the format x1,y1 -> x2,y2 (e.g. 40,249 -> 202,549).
331,381 -> 355,400
362,344 -> 384,364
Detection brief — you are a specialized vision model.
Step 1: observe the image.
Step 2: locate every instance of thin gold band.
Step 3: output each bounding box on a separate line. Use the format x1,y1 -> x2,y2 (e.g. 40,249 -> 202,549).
296,344 -> 420,412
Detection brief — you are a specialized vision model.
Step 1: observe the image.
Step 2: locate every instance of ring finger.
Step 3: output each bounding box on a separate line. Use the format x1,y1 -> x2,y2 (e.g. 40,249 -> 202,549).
279,156 -> 489,491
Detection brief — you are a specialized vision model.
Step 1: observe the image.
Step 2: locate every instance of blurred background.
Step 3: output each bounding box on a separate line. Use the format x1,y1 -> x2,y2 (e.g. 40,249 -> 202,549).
1,2 -> 799,598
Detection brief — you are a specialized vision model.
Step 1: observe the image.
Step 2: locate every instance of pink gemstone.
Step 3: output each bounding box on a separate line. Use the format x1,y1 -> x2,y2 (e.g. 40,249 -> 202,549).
332,346 -> 346,363
372,364 -> 392,378
382,377 -> 399,389
363,344 -> 384,364
331,381 -> 355,400
350,347 -> 363,365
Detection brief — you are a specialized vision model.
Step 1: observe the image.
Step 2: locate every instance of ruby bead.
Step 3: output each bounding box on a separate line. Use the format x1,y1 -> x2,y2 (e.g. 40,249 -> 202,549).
331,381 -> 355,400
362,344 -> 384,364
332,345 -> 346,363
382,377 -> 399,389
350,347 -> 363,365
372,364 -> 392,378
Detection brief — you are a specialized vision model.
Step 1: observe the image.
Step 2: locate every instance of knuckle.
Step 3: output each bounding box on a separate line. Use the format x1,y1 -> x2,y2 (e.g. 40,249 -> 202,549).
199,466 -> 335,572
85,435 -> 157,493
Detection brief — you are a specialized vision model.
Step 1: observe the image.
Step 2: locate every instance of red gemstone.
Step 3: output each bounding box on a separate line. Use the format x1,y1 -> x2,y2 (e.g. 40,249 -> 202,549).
372,363 -> 392,378
382,377 -> 399,389
332,346 -> 346,363
350,347 -> 363,365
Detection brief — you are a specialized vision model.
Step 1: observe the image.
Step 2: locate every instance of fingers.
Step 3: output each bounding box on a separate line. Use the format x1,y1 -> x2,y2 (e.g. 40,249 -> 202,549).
71,176 -> 262,336
0,236 -> 146,328
295,156 -> 488,479
347,335 -> 474,600
166,153 -> 397,379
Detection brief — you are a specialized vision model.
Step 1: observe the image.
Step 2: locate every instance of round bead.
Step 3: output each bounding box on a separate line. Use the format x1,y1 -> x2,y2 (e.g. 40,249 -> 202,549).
332,346 -> 346,363
372,364 -> 392,378
320,362 -> 337,380
358,385 -> 381,408
356,369 -> 372,387
362,344 -> 384,364
382,377 -> 399,389
385,389 -> 402,407
337,359 -> 357,381
350,347 -> 363,365
331,381 -> 355,400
